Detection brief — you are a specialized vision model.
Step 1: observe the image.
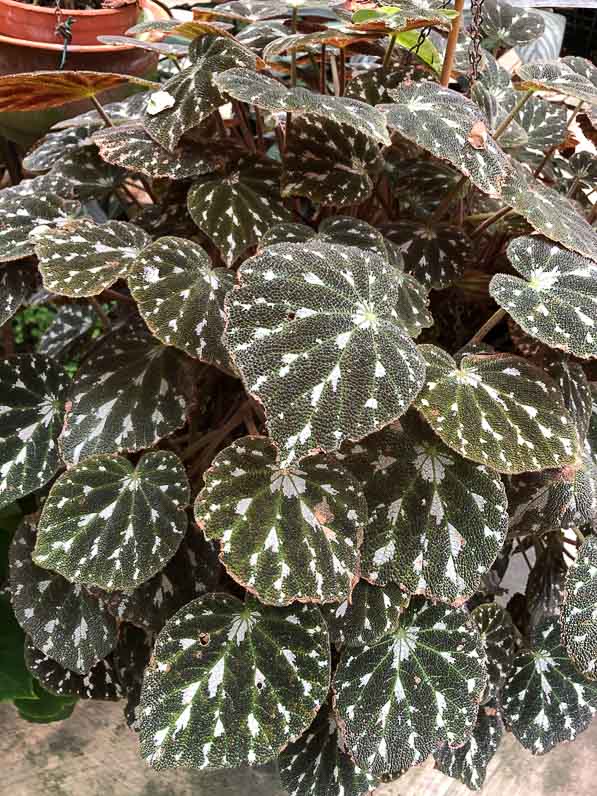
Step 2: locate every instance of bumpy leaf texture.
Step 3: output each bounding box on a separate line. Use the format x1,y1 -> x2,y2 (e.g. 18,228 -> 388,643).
195,436 -> 366,605
415,346 -> 578,474
225,240 -> 426,463
561,535 -> 597,679
482,0 -> 544,49
0,191 -> 79,263
37,303 -> 96,359
23,124 -> 97,173
472,603 -> 516,700
25,640 -> 122,700
516,57 -> 597,107
0,263 -> 36,326
139,593 -> 330,769
326,580 -> 409,648
334,597 -> 487,776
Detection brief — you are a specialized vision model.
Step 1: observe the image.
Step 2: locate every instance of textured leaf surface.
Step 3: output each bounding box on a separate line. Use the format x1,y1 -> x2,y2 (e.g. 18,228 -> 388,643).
23,125 -> 97,173
279,702 -> 378,796
129,236 -> 234,367
139,593 -> 330,769
345,415 -> 508,604
334,597 -> 487,776
36,219 -> 150,298
0,71 -> 134,112
9,523 -> 117,674
482,0 -> 544,49
0,263 -> 36,326
195,436 -> 366,605
48,147 -> 126,200
385,221 -> 470,290
225,240 -> 426,464
0,192 -> 79,263
282,116 -> 383,207
187,159 -> 293,266
502,618 -> 597,754
92,125 -> 222,180
415,346 -> 578,474
472,604 -> 515,700
490,236 -> 597,359
326,580 -> 408,648
546,356 -> 593,442
433,699 -> 503,791
516,57 -> 597,106
60,328 -> 189,465
214,68 -> 391,145
25,640 -> 122,700
514,96 -> 567,171
0,355 -> 69,510
37,303 -> 96,359
381,83 -> 510,198
143,36 -> 257,151
561,535 -> 597,679
34,451 -> 189,591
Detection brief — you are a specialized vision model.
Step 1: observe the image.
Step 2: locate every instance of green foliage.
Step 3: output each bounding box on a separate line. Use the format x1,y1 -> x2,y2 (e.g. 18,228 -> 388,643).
1,2 -> 597,789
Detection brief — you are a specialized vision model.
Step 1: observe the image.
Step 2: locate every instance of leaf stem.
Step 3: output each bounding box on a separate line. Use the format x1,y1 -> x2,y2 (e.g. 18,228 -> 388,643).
90,95 -> 114,128
383,34 -> 397,70
571,526 -> 586,545
439,0 -> 465,87
470,206 -> 512,238
90,298 -> 111,332
430,174 -> 468,223
468,307 -> 507,345
493,90 -> 533,140
320,44 -> 327,94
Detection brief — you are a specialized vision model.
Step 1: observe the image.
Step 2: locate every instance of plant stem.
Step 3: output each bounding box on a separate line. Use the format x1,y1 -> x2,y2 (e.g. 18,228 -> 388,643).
90,95 -> 114,128
440,0 -> 465,87
320,44 -> 327,94
101,288 -> 136,304
383,34 -> 397,70
470,206 -> 512,238
468,307 -> 507,345
430,174 -> 468,223
493,90 -> 533,140
330,54 -> 340,97
566,176 -> 580,199
290,5 -> 298,87
571,526 -> 586,545
339,48 -> 346,96
234,101 -> 256,152
91,298 -> 111,332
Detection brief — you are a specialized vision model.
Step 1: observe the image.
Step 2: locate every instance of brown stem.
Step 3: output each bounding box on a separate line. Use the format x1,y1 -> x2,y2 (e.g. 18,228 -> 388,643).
90,95 -> 114,128
339,48 -> 346,96
470,206 -> 512,239
233,101 -> 256,153
320,44 -> 327,94
440,0 -> 465,87
100,288 -> 136,304
254,106 -> 265,152
468,307 -> 507,345
431,174 -> 468,223
493,90 -> 533,140
90,298 -> 111,332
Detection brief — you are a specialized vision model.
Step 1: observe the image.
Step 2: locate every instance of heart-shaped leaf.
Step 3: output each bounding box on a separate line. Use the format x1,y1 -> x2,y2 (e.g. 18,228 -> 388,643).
333,597 -> 487,776
326,580 -> 409,648
34,451 -> 189,591
0,263 -> 36,326
433,698 -> 503,791
60,327 -> 190,465
380,83 -> 511,198
23,124 -> 97,174
349,2 -> 454,32
9,523 -> 118,674
92,125 -> 223,180
25,640 -> 122,700
37,303 -> 97,359
143,36 -> 257,152
210,0 -> 287,22
48,147 -> 127,200
237,19 -> 289,49
214,68 -> 391,145
187,158 -> 293,267
513,96 -> 567,172
128,236 -> 234,368
471,603 -> 515,700
138,593 -> 331,769
345,414 -> 508,604
0,71 -> 140,113
0,191 -> 79,263
490,236 -> 597,359
482,0 -> 544,49
502,617 -> 597,754
0,354 -> 69,511
282,116 -> 384,207
278,702 -> 378,796
384,221 -> 470,290
561,535 -> 597,679
225,239 -> 426,464
415,345 -> 579,474
35,219 -> 151,298
195,436 -> 366,606
516,57 -> 597,107
547,356 -> 593,442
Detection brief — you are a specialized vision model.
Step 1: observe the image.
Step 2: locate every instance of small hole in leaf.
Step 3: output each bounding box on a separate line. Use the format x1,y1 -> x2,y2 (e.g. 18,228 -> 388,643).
256,681 -> 263,690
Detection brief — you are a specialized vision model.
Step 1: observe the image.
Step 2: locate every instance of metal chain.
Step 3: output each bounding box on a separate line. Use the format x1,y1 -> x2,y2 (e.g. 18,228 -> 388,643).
468,0 -> 485,83
54,1 -> 75,70
406,0 -> 455,64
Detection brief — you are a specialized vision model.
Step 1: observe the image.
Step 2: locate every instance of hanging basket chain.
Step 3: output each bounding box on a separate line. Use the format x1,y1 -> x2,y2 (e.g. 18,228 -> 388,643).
468,0 -> 485,83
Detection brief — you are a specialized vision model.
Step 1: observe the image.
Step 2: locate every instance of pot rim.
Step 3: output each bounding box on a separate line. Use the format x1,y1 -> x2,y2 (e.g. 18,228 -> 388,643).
0,0 -> 138,18
0,0 -> 168,52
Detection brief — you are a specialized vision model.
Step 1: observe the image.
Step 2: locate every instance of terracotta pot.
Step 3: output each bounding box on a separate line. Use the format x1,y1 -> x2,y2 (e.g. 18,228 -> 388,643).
0,0 -> 140,47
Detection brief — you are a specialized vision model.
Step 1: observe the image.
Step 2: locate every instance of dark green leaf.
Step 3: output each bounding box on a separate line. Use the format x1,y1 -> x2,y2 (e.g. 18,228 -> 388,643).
516,57 -> 597,107
0,191 -> 79,263
561,535 -> 597,679
325,580 -> 409,648
482,0 -> 544,49
471,603 -> 515,700
14,678 -> 77,723
0,593 -> 36,701
37,303 -> 96,359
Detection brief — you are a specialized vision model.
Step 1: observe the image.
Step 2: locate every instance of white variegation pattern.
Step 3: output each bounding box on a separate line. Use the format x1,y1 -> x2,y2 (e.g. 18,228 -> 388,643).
482,0 -> 544,49
561,535 -> 597,680
516,57 -> 597,107
0,190 -> 79,262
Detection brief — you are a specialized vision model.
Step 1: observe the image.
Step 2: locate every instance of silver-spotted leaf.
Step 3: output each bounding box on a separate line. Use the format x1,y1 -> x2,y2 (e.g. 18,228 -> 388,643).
187,159 -> 293,266
143,36 -> 257,151
9,523 -> 117,674
139,593 -> 331,769
380,83 -> 510,199
60,328 -> 189,465
545,355 -> 593,442
0,191 -> 79,263
128,236 -> 234,368
225,240 -> 426,464
34,451 -> 189,591
92,125 -> 222,180
502,617 -> 597,754
282,115 -> 383,207
214,68 -> 391,145
561,535 -> 597,679
514,96 -> 567,173
333,597 -> 487,776
471,603 -> 516,700
415,345 -> 579,474
345,415 -> 508,604
48,146 -> 126,200
433,699 -> 504,791
25,640 -> 122,700
37,303 -> 96,359
516,57 -> 597,107
36,219 -> 151,298
260,222 -> 316,249
195,436 -> 366,606
490,236 -> 597,359
23,124 -> 97,173
326,580 -> 409,648
482,0 -> 544,49
318,217 -> 388,259
0,354 -> 69,510
384,246 -> 433,340
0,263 -> 36,326
278,702 -> 378,796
